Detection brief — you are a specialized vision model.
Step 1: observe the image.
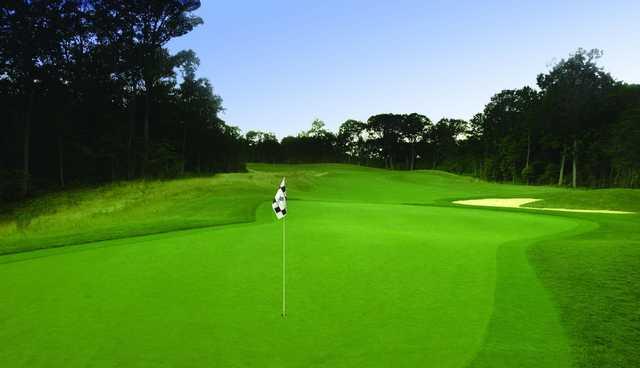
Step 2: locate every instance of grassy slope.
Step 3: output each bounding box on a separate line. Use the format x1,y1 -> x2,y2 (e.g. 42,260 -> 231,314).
0,163 -> 638,367
0,171 -> 320,254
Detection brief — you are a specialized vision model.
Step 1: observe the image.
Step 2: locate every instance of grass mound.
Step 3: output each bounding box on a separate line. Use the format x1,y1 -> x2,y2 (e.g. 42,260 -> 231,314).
0,170 -> 321,254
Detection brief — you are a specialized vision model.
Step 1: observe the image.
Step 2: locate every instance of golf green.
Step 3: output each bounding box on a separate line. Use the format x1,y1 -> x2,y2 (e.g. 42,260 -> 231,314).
0,164 -> 637,367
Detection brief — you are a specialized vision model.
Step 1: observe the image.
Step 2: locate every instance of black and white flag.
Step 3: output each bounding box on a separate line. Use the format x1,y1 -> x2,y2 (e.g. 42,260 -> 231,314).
272,177 -> 287,219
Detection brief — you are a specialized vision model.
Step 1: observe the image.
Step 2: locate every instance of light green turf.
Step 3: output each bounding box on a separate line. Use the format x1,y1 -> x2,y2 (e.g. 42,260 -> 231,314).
0,164 -> 638,367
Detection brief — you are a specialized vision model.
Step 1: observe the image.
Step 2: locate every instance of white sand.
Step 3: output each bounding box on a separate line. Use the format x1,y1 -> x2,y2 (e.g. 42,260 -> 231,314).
453,198 -> 635,215
454,198 -> 541,208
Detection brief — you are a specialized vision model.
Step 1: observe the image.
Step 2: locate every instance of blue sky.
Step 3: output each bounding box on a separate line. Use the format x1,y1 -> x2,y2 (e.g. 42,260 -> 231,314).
168,0 -> 640,138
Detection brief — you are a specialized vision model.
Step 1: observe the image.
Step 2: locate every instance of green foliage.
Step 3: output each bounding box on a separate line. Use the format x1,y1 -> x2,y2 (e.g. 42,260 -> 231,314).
609,107 -> 640,185
337,119 -> 367,163
0,170 -> 26,202
246,130 -> 281,163
243,50 -> 638,189
2,10 -> 638,202
521,164 -> 534,182
0,0 -> 245,200
280,120 -> 338,163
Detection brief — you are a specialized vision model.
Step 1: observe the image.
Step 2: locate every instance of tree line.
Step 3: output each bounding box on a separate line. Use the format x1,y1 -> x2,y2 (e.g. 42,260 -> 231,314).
1,2 -> 638,204
247,49 -> 640,188
1,1 -> 244,201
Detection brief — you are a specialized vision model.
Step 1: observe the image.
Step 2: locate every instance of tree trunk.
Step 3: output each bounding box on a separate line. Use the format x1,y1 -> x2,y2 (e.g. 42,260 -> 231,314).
525,132 -> 531,169
525,132 -> 531,184
410,143 -> 416,170
558,150 -> 566,186
58,135 -> 65,188
572,139 -> 577,188
609,166 -> 615,186
181,123 -> 187,175
111,156 -> 117,182
142,86 -> 150,176
21,89 -> 34,197
127,93 -> 136,179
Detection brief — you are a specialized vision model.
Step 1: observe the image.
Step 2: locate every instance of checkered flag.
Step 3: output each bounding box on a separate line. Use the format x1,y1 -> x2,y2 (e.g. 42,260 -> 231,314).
272,177 -> 287,219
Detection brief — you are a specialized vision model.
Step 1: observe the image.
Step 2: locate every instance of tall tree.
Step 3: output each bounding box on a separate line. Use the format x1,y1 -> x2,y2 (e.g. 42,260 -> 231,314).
480,88 -> 540,182
607,84 -> 640,187
118,0 -> 203,175
401,113 -> 431,170
337,119 -> 367,164
45,0 -> 93,187
246,131 -> 280,163
430,118 -> 467,170
0,1 -> 66,195
367,114 -> 403,169
537,48 -> 615,187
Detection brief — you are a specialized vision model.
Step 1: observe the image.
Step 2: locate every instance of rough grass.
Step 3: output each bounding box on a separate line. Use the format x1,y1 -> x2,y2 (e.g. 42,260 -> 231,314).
0,163 -> 638,367
0,170 -> 321,254
524,188 -> 640,212
528,214 -> 640,367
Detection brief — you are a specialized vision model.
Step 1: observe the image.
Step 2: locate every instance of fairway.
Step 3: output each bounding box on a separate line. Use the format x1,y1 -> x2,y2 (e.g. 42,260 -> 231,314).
3,2 -> 640,366
0,164 -> 638,367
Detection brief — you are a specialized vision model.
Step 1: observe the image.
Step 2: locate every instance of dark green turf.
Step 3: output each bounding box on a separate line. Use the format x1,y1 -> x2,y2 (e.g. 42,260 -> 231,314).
0,164 -> 638,367
528,214 -> 640,367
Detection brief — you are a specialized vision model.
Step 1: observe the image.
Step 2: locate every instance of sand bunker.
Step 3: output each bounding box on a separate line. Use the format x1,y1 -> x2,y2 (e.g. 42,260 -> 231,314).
453,198 -> 635,215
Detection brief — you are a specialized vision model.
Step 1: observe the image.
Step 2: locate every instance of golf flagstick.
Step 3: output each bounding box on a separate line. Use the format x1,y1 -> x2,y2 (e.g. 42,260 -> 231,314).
272,177 -> 287,318
282,215 -> 286,317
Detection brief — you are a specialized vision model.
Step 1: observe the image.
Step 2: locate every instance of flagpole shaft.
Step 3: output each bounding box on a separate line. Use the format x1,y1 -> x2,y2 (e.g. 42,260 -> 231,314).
282,216 -> 286,317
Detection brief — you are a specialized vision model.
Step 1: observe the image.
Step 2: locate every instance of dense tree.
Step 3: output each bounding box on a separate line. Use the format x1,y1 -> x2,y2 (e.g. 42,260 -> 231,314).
537,49 -> 615,187
118,0 -> 203,174
246,131 -> 280,163
0,1 -> 241,202
607,84 -> 640,186
175,50 -> 226,172
281,119 -> 338,163
452,49 -> 635,188
0,1 -> 70,195
477,87 -> 540,182
2,13 -> 639,205
428,118 -> 467,170
367,114 -> 404,169
401,113 -> 431,170
337,119 -> 367,164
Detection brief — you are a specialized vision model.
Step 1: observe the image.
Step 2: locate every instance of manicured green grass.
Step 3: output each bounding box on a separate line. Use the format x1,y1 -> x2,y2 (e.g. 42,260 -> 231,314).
524,188 -> 640,212
0,164 -> 638,367
528,214 -> 640,367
